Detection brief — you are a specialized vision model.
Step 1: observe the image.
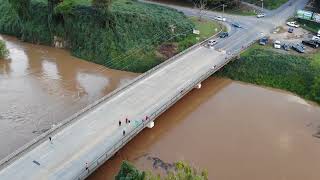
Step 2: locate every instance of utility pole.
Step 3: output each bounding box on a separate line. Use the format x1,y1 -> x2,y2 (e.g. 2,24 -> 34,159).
222,4 -> 226,14
261,0 -> 264,11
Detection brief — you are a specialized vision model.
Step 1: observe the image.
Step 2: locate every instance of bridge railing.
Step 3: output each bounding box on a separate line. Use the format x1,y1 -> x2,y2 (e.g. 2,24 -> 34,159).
75,34 -> 260,180
0,25 -> 223,171
75,51 -> 224,180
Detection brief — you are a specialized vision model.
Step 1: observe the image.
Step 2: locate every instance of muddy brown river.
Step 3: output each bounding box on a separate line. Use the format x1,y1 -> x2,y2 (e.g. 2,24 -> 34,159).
1,35 -> 320,180
0,35 -> 137,159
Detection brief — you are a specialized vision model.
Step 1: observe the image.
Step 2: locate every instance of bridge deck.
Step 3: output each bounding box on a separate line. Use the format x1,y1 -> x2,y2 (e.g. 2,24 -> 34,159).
0,46 -> 225,180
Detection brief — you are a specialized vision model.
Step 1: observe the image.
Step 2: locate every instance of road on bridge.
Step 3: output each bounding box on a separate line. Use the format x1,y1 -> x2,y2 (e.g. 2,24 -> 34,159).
0,0 -> 309,179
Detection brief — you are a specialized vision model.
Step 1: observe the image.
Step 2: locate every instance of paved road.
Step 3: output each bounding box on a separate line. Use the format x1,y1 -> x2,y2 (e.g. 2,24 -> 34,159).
0,0 -> 309,179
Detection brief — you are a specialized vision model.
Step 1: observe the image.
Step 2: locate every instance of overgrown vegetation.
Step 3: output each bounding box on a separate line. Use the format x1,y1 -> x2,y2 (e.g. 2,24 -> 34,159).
116,161 -> 208,180
216,45 -> 320,104
243,0 -> 288,9
0,40 -> 8,59
0,0 -> 194,72
296,18 -> 320,33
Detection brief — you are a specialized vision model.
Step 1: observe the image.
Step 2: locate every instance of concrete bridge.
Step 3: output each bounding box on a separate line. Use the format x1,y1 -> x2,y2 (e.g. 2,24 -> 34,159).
0,0 -> 308,179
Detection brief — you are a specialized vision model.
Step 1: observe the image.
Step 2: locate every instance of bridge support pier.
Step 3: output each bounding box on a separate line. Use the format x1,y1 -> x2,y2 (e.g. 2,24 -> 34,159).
195,83 -> 202,89
147,121 -> 154,128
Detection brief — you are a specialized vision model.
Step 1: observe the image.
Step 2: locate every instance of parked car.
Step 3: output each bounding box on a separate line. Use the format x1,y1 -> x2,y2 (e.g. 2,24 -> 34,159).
257,13 -> 266,18
312,39 -> 320,46
282,44 -> 290,51
215,16 -> 226,22
302,40 -> 319,48
292,44 -> 305,53
232,22 -> 242,28
312,36 -> 320,41
286,21 -> 300,28
274,40 -> 281,49
207,39 -> 218,48
288,28 -> 294,33
219,32 -> 229,38
259,37 -> 268,45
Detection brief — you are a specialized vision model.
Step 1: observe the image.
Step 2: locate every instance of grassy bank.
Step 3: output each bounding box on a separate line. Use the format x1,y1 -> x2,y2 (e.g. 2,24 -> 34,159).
243,0 -> 288,9
0,40 -> 8,59
296,18 -> 320,34
0,0 -> 194,72
216,45 -> 320,104
154,17 -> 221,60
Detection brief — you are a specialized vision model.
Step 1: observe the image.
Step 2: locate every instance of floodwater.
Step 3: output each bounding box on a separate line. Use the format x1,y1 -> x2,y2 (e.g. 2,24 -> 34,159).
89,78 -> 320,180
0,35 -> 138,159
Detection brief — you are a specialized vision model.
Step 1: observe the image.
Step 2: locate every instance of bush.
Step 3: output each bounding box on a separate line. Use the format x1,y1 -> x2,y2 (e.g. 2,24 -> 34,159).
0,40 -> 8,59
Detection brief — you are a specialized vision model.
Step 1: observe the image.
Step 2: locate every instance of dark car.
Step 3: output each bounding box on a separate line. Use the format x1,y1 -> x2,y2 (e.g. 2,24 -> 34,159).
292,44 -> 305,53
282,43 -> 290,51
288,28 -> 294,33
259,37 -> 268,45
310,39 -> 320,46
219,32 -> 229,38
232,22 -> 242,28
302,40 -> 319,48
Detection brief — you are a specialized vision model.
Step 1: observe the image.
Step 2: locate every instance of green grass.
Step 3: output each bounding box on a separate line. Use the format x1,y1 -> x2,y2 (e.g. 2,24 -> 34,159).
243,0 -> 288,10
189,17 -> 220,40
216,44 -> 320,104
224,9 -> 256,16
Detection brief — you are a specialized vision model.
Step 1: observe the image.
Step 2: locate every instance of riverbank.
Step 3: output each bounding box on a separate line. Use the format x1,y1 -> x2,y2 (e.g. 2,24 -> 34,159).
0,0 -> 195,73
216,44 -> 320,104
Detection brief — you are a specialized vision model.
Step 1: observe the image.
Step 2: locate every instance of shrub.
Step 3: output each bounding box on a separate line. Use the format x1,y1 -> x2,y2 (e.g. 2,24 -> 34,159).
0,40 -> 8,59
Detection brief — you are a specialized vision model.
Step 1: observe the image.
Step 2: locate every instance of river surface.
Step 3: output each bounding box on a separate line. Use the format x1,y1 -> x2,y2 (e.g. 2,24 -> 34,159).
89,78 -> 320,180
1,35 -> 320,180
0,35 -> 138,159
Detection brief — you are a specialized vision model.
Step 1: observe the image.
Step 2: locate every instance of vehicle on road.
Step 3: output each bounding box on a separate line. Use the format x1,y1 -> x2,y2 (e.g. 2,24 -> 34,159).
232,22 -> 242,28
292,43 -> 305,53
257,13 -> 266,18
274,40 -> 281,49
282,44 -> 290,51
207,39 -> 218,48
286,21 -> 300,28
288,28 -> 294,33
219,32 -> 229,38
259,37 -> 268,45
302,40 -> 319,48
215,16 -> 226,22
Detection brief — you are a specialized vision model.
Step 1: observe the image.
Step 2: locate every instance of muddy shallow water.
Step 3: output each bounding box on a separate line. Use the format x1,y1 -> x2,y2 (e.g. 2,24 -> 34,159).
0,35 -> 138,159
89,78 -> 320,180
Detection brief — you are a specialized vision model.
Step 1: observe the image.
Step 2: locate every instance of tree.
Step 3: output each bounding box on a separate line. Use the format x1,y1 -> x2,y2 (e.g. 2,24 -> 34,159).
193,0 -> 207,21
115,161 -> 146,180
8,0 -> 31,20
116,161 -> 208,180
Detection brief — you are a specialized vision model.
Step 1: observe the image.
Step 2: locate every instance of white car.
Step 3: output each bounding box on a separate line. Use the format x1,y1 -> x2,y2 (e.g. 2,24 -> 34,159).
257,13 -> 266,18
274,40 -> 281,49
215,16 -> 226,22
312,36 -> 320,41
286,21 -> 300,28
208,40 -> 218,48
